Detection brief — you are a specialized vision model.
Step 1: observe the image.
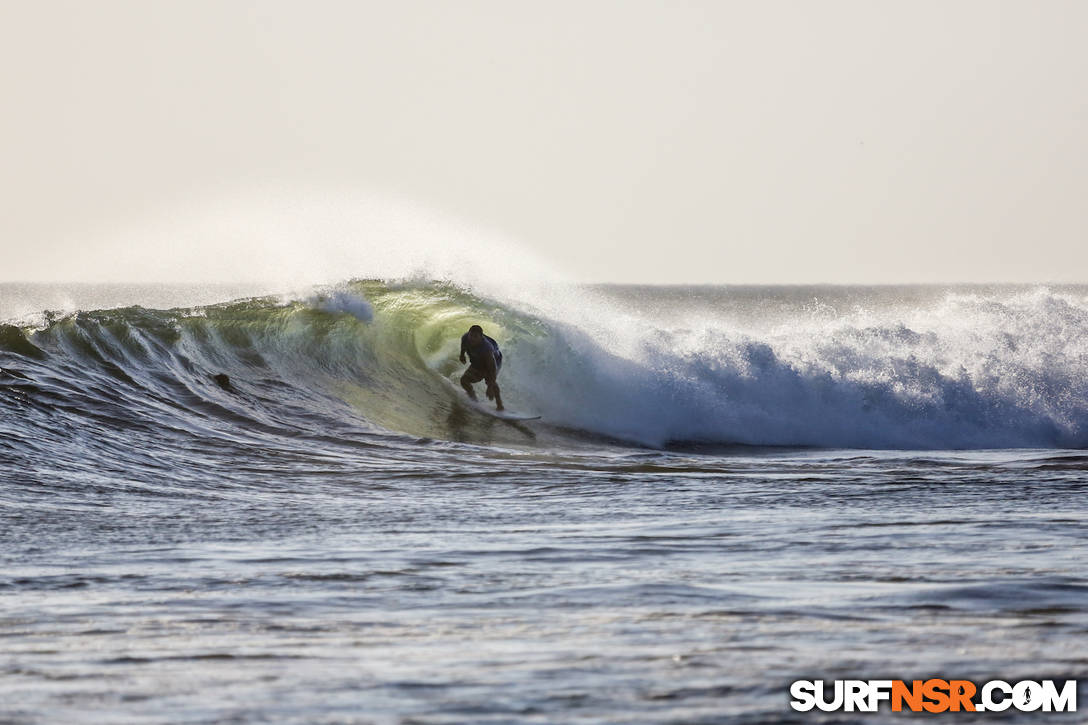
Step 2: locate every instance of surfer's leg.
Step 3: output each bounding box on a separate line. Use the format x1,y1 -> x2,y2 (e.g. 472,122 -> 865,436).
460,367 -> 484,400
460,375 -> 477,400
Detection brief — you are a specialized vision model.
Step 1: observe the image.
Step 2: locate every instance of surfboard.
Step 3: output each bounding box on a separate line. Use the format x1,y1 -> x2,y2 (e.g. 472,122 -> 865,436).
475,406 -> 541,422
460,390 -> 541,420
440,377 -> 541,421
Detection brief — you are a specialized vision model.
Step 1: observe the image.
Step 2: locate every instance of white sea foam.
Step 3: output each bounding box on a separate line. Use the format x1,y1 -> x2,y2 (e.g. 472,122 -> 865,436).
309,290 -> 374,323
503,287 -> 1088,449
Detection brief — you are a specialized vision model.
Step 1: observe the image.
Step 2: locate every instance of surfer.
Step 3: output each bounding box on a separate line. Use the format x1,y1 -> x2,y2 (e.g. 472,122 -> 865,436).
459,325 -> 504,411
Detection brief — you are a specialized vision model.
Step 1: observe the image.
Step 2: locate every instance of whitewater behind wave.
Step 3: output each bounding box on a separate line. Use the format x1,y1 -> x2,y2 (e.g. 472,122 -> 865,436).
2,280 -> 1087,451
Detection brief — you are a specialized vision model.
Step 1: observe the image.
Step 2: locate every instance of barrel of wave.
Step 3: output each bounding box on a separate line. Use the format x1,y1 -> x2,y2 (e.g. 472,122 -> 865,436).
315,280 -> 547,441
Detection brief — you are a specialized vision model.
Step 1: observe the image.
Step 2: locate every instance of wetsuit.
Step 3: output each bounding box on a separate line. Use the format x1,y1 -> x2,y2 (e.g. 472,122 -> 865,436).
460,334 -> 502,379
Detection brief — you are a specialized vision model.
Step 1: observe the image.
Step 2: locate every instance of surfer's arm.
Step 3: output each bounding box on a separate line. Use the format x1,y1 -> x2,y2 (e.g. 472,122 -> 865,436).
459,338 -> 467,364
483,354 -> 503,409
482,350 -> 499,385
484,354 -> 504,410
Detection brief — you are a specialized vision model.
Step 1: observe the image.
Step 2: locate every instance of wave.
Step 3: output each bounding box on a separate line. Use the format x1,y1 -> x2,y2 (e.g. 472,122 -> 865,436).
2,280 -> 1087,453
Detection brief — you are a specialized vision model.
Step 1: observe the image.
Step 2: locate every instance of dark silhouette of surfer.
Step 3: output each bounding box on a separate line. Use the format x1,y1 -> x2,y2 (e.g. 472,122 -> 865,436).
459,325 -> 504,411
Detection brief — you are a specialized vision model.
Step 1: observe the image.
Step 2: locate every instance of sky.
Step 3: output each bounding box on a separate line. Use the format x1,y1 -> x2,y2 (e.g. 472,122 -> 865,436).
1,0 -> 1086,284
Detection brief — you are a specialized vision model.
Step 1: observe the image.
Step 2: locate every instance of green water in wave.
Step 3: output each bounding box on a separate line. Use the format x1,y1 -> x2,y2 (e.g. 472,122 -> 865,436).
1,280 -> 556,444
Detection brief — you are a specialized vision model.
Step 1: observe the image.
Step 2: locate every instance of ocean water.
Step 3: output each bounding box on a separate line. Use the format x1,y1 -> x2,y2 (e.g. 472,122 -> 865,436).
2,281 -> 1086,723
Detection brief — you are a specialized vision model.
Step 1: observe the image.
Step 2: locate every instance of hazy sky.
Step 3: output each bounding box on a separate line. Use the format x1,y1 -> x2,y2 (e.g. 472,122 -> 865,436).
2,0 -> 1086,284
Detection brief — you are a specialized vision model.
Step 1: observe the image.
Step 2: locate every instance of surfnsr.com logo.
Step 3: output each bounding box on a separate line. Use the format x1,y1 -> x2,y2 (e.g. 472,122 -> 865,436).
790,679 -> 1077,713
